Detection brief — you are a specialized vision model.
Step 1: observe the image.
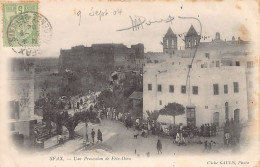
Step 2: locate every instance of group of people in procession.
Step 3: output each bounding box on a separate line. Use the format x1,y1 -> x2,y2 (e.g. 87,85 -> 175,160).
81,98 -> 242,154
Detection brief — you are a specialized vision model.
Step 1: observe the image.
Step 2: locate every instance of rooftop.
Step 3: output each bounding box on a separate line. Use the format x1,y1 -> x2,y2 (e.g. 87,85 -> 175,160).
129,91 -> 143,100
164,27 -> 177,38
186,25 -> 199,37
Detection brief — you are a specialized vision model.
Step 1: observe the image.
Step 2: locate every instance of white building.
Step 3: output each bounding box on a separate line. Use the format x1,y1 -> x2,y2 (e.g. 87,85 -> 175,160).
8,58 -> 39,147
143,60 -> 248,127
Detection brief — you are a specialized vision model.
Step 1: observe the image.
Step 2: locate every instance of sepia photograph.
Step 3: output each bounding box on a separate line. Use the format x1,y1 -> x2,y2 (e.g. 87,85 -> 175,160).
0,0 -> 259,167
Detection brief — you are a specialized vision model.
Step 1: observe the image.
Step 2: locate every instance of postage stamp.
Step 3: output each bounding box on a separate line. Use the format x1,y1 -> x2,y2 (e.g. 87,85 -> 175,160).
3,2 -> 39,47
9,11 -> 53,56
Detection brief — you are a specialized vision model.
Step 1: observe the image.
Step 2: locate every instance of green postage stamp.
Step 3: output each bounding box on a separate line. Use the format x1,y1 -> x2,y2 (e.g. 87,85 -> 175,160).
3,2 -> 39,47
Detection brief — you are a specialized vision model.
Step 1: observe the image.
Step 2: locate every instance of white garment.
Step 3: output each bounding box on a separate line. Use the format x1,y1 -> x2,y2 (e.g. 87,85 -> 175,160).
176,133 -> 180,141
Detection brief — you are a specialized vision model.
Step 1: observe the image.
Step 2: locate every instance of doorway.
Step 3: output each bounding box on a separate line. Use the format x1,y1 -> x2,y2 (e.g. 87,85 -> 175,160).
186,106 -> 196,127
225,102 -> 229,121
213,112 -> 220,126
234,109 -> 240,122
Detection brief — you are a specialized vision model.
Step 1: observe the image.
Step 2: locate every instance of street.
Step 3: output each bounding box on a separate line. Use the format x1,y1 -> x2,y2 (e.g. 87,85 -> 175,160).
75,119 -> 217,156
44,117 -> 251,157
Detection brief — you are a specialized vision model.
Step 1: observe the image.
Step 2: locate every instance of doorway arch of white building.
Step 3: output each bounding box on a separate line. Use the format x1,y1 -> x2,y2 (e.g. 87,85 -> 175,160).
234,109 -> 240,122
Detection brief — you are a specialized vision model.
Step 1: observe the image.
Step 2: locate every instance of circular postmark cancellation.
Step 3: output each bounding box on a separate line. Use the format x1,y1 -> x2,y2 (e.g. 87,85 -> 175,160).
7,11 -> 53,56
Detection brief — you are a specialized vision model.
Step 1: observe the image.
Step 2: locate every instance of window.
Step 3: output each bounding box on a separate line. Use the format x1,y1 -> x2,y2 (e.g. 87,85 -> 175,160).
10,123 -> 15,131
213,84 -> 219,95
9,101 -> 19,119
159,100 -> 162,105
205,106 -> 208,109
192,86 -> 198,95
235,61 -> 240,66
148,84 -> 152,91
205,53 -> 210,59
187,109 -> 195,118
186,107 -> 196,127
247,61 -> 254,68
224,85 -> 228,94
216,61 -> 220,67
169,85 -> 174,93
233,82 -> 239,93
158,84 -> 162,92
181,85 -> 186,94
172,40 -> 174,48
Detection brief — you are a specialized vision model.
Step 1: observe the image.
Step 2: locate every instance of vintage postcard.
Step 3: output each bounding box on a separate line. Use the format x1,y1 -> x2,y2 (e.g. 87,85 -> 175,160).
0,0 -> 259,167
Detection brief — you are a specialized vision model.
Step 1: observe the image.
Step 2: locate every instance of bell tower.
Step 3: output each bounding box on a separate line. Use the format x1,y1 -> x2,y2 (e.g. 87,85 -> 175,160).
185,25 -> 200,49
163,27 -> 177,55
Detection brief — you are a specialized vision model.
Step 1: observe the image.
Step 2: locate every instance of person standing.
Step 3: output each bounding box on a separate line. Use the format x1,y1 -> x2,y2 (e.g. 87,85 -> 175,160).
172,129 -> 177,144
136,118 -> 140,130
183,130 -> 188,145
148,122 -> 151,134
157,139 -> 162,154
97,129 -> 103,143
206,124 -> 210,137
85,123 -> 89,142
230,118 -> 235,147
203,140 -> 208,152
33,128 -> 38,147
176,131 -> 180,145
201,124 -> 205,137
213,123 -> 216,136
91,129 -> 95,143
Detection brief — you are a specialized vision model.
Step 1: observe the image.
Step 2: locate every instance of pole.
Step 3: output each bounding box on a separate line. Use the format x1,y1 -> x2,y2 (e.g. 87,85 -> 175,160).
155,74 -> 157,110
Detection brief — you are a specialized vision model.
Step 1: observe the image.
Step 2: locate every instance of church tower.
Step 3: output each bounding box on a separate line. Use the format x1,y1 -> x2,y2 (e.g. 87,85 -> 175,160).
163,27 -> 177,55
185,25 -> 200,49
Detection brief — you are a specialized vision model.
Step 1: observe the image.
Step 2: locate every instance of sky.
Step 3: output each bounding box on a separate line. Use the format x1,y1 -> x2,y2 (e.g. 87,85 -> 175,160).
0,0 -> 258,57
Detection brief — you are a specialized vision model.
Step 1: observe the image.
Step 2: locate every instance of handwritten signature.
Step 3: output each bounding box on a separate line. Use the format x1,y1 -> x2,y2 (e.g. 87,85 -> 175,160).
116,15 -> 174,31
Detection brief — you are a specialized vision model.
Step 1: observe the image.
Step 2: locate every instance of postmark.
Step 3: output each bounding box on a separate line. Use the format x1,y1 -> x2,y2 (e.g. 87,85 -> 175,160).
7,11 -> 39,47
3,2 -> 39,47
7,11 -> 53,47
6,11 -> 53,56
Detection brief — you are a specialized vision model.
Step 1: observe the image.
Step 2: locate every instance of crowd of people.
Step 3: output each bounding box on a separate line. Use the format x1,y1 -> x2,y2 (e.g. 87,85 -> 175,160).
200,123 -> 217,137
88,103 -> 242,154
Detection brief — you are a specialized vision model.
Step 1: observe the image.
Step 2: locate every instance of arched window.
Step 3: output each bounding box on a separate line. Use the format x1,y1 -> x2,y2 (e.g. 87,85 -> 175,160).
188,40 -> 191,47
